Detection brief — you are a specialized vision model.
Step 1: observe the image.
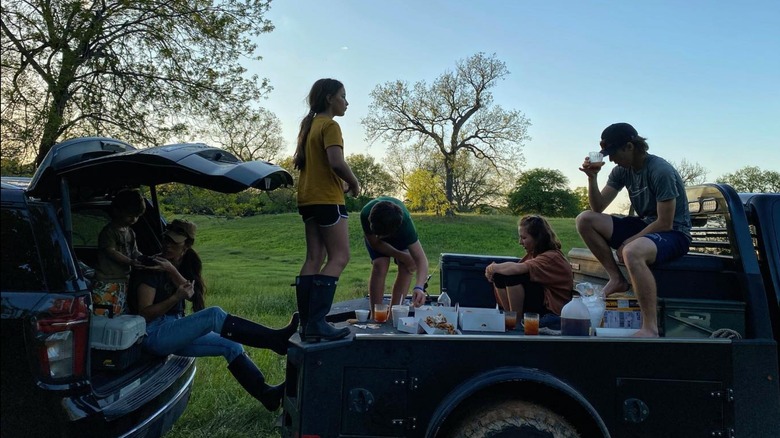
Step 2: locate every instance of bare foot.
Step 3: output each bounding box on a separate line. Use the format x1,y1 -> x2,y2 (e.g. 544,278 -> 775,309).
602,278 -> 631,297
632,328 -> 659,337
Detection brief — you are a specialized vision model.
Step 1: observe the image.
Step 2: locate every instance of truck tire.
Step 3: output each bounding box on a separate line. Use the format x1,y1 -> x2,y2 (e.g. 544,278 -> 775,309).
449,400 -> 580,438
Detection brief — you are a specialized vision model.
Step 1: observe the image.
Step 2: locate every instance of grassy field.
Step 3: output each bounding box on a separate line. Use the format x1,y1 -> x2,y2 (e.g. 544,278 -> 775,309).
165,213 -> 583,437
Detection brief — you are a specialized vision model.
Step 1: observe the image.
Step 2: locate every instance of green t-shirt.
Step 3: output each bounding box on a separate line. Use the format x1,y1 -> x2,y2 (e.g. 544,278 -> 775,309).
360,196 -> 418,247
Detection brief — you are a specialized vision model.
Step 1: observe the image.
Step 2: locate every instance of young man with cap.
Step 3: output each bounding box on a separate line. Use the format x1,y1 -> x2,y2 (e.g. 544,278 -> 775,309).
361,197 -> 429,313
576,123 -> 692,337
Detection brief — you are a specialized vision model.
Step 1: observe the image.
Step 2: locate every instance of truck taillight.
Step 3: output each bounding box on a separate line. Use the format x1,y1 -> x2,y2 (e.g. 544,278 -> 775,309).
34,296 -> 90,379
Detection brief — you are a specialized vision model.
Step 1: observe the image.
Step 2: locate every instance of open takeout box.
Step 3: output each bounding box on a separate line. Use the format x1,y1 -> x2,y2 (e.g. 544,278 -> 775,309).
418,319 -> 461,335
414,306 -> 458,327
458,306 -> 505,332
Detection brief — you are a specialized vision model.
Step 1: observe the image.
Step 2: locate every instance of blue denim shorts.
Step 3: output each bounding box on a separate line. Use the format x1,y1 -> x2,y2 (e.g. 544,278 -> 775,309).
610,216 -> 691,264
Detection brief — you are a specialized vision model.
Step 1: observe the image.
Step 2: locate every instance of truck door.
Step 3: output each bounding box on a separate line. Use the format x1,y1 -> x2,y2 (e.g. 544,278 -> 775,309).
615,378 -> 728,437
342,367 -> 409,436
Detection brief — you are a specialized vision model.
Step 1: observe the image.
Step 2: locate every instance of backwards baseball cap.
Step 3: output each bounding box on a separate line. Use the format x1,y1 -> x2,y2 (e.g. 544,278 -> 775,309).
600,122 -> 638,156
164,219 -> 196,243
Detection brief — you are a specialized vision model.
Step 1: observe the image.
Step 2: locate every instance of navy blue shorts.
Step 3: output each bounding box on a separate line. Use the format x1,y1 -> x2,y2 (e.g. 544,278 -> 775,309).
610,216 -> 691,265
298,204 -> 348,226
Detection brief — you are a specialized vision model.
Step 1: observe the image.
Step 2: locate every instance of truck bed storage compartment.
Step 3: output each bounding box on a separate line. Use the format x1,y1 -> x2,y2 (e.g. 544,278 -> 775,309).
659,298 -> 745,338
90,314 -> 146,370
440,253 -> 520,308
569,249 -> 740,301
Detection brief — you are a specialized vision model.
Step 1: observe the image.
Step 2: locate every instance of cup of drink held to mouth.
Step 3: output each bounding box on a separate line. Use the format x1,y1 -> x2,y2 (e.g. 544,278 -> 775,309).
588,151 -> 604,165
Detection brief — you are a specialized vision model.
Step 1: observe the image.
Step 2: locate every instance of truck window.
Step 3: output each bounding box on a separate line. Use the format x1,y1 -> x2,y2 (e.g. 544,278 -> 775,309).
1,207 -> 46,291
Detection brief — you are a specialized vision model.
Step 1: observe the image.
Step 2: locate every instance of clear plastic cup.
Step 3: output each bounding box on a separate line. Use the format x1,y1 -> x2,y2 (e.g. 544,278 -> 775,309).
504,311 -> 518,331
374,304 -> 389,323
391,305 -> 409,328
524,312 -> 540,335
588,151 -> 603,163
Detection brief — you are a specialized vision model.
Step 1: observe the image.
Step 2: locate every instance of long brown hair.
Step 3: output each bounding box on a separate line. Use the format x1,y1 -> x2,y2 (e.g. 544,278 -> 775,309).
519,214 -> 562,255
178,246 -> 206,312
293,78 -> 344,170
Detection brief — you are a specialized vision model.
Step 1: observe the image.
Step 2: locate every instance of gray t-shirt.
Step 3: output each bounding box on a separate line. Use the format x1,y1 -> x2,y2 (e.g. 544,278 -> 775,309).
606,154 -> 692,239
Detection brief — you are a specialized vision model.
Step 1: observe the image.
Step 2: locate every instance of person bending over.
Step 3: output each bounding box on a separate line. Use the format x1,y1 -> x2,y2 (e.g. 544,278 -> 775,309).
361,197 -> 429,314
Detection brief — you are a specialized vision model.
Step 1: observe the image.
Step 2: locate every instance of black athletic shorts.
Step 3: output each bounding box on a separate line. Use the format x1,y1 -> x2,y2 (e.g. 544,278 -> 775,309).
298,204 -> 348,227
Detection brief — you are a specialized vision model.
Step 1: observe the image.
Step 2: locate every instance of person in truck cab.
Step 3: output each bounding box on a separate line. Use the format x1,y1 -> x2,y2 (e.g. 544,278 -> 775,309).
576,122 -> 692,337
134,219 -> 299,411
361,196 -> 429,314
484,215 -> 573,330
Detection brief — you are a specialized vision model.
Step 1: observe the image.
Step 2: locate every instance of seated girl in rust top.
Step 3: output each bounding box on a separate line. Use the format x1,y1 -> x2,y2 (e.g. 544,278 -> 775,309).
485,215 -> 573,330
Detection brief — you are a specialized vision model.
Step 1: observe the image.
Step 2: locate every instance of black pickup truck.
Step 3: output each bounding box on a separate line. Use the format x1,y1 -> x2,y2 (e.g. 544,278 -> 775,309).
281,183 -> 779,437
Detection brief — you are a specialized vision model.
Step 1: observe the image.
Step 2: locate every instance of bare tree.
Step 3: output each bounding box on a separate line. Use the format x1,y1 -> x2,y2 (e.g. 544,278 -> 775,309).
200,107 -> 285,162
1,0 -> 275,166
671,158 -> 708,185
362,53 -> 530,214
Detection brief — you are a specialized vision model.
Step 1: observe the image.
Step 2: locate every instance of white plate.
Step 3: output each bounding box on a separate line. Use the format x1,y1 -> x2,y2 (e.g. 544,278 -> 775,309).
595,327 -> 638,337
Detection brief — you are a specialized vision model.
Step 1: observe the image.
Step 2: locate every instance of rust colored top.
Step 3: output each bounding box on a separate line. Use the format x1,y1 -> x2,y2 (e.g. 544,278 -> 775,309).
521,250 -> 573,315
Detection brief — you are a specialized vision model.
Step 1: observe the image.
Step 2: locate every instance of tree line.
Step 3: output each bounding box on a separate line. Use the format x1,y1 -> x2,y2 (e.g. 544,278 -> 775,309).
2,3 -> 777,218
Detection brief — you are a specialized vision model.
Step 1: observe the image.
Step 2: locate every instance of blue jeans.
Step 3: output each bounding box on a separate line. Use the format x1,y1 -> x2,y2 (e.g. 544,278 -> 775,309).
143,306 -> 244,362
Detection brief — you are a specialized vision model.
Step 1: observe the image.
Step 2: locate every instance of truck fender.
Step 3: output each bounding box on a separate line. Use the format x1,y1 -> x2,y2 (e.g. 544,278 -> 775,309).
425,366 -> 610,438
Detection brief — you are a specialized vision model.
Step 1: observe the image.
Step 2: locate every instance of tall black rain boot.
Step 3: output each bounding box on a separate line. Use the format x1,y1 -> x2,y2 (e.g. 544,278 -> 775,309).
221,313 -> 299,356
304,275 -> 351,342
227,352 -> 284,411
294,275 -> 314,338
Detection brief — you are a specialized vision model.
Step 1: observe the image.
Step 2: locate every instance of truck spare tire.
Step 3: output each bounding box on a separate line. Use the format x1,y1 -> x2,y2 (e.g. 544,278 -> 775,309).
449,399 -> 581,438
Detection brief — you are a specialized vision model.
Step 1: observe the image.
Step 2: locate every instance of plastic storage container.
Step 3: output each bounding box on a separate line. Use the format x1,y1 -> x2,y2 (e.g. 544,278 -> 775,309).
90,314 -> 146,370
560,295 -> 590,336
440,253 -> 520,308
659,298 -> 745,338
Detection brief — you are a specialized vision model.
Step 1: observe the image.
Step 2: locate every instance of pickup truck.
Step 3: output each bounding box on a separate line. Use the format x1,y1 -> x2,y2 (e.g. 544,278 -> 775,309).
280,183 -> 779,437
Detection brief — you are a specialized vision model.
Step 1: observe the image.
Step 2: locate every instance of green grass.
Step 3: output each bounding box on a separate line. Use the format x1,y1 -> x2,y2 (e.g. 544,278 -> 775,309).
165,213 -> 582,437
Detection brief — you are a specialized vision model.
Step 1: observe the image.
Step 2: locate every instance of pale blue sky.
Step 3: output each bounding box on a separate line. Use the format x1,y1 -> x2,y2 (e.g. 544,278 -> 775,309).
247,0 -> 779,201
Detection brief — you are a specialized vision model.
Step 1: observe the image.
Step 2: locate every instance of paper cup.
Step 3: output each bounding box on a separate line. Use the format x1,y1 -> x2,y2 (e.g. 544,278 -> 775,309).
392,305 -> 409,328
355,309 -> 369,322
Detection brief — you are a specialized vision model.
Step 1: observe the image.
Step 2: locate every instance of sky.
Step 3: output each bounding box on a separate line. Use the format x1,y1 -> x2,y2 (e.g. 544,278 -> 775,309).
244,0 -> 779,209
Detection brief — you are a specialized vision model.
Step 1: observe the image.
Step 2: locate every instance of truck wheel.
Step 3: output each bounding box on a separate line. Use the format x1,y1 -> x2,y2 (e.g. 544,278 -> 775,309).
449,400 -> 580,438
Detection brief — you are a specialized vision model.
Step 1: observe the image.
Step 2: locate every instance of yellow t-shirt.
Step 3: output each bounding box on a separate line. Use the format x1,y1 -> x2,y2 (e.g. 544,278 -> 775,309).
297,117 -> 346,206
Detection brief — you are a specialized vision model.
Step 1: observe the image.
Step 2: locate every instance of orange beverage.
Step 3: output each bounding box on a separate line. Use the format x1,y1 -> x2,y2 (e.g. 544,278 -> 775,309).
524,312 -> 540,335
504,311 -> 517,331
374,304 -> 389,323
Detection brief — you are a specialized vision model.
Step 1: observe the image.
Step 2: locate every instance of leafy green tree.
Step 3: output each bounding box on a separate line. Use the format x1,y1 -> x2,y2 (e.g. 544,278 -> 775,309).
573,186 -> 589,211
405,169 -> 449,215
717,166 -> 780,193
346,154 -> 396,199
507,168 -> 580,217
362,52 -> 530,213
385,143 -> 516,213
1,0 -> 275,166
